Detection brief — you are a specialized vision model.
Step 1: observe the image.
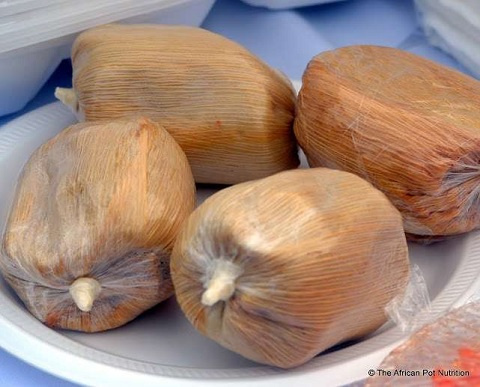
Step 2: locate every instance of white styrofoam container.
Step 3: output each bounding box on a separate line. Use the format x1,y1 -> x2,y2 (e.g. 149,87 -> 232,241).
240,0 -> 346,10
415,0 -> 480,79
0,0 -> 216,117
0,0 -> 70,17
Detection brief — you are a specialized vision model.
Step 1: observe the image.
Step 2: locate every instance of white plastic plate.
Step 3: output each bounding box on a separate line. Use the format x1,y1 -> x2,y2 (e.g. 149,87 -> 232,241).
0,98 -> 480,386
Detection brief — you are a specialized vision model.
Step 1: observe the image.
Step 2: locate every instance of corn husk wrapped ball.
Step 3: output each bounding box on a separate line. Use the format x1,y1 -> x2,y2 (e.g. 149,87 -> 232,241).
294,45 -> 480,240
171,168 -> 409,369
0,117 -> 195,332
55,24 -> 299,185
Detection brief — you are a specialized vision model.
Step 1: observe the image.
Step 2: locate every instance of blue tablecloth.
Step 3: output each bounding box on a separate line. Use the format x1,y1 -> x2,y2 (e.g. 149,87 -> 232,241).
0,0 -> 472,385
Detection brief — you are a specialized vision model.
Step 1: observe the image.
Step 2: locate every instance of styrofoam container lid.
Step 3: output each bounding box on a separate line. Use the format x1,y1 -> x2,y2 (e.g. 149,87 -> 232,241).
0,0 -> 207,55
240,0 -> 347,10
0,0 -> 215,117
415,0 -> 480,79
0,0 -> 69,17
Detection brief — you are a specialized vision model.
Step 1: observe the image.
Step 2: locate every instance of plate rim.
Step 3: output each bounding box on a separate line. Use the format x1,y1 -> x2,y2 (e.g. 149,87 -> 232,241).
0,102 -> 480,386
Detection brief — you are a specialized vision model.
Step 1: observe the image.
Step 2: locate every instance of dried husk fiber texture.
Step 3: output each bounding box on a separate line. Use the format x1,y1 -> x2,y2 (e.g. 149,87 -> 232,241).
171,168 -> 409,368
57,24 -> 299,184
0,117 -> 195,332
294,45 -> 480,240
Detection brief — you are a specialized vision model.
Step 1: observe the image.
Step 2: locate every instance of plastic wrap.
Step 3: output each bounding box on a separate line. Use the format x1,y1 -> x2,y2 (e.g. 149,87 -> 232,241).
0,117 -> 195,332
367,299 -> 480,386
171,167 -> 410,369
294,45 -> 480,241
385,264 -> 432,333
55,24 -> 298,185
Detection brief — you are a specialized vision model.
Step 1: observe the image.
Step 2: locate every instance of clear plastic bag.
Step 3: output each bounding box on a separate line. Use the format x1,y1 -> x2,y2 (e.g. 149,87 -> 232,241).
368,298 -> 480,386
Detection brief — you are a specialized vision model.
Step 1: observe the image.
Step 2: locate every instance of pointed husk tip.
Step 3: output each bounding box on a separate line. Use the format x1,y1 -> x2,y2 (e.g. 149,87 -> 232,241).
201,262 -> 242,306
55,87 -> 78,113
69,277 -> 101,312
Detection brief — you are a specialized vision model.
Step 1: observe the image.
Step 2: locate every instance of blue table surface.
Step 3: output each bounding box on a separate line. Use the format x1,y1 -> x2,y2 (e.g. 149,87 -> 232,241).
0,0 -> 473,385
